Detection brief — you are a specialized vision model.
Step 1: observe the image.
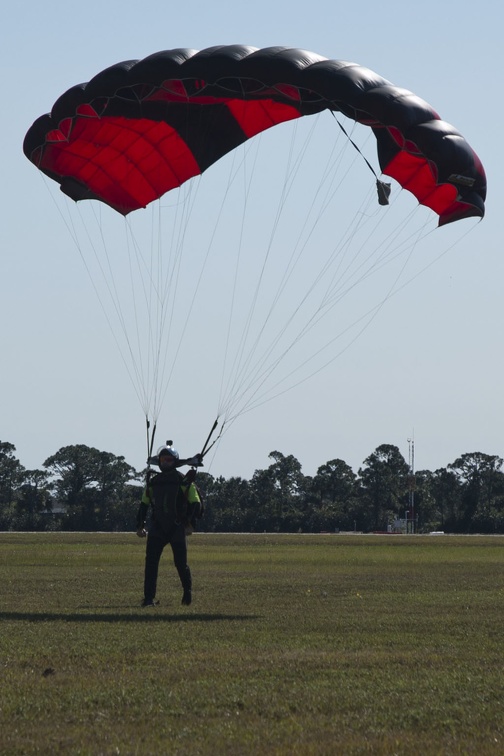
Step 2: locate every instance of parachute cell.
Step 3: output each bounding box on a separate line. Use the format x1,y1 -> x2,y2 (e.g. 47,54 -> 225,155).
23,46 -> 486,226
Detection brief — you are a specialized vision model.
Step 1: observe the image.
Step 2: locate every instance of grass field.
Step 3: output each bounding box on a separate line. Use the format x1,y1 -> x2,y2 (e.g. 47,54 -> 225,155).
0,532 -> 503,755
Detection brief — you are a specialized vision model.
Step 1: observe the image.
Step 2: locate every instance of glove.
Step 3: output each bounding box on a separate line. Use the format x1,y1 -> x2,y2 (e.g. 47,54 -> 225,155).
136,528 -> 147,538
186,453 -> 204,467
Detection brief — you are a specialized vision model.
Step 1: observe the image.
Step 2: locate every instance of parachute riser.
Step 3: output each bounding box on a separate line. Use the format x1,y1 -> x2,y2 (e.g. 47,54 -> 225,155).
145,418 -> 223,476
200,417 -> 225,459
332,114 -> 391,206
145,417 -> 157,484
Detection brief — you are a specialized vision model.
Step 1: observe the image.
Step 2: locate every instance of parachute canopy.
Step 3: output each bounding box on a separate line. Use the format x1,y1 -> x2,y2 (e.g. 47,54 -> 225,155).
24,45 -> 486,226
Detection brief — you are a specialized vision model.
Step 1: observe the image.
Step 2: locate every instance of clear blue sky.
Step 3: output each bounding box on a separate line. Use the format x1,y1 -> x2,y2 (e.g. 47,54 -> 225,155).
2,1 -> 502,480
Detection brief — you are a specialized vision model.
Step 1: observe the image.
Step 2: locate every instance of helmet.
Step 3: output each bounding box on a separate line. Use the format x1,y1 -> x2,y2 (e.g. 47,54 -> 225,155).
157,445 -> 179,460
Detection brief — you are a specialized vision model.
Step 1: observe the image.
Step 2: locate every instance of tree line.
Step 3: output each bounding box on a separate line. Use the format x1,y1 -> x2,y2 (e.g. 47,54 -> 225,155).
1,440 -> 504,534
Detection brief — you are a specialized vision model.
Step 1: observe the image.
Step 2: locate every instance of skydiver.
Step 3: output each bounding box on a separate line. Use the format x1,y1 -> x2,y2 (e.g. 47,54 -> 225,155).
136,445 -> 202,608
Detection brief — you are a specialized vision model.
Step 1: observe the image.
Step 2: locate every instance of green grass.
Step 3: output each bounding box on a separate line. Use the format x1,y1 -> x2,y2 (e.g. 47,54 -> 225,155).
0,533 -> 503,755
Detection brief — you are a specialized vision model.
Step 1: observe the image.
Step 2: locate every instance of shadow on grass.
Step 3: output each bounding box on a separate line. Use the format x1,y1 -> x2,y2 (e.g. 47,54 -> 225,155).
0,611 -> 258,623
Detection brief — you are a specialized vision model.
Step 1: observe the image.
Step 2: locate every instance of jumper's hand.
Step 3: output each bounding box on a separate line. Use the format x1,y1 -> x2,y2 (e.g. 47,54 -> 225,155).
187,453 -> 204,467
136,528 -> 147,538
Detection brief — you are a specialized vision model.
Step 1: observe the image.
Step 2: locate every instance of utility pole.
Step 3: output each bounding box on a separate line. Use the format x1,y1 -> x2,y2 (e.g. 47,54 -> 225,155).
407,437 -> 415,533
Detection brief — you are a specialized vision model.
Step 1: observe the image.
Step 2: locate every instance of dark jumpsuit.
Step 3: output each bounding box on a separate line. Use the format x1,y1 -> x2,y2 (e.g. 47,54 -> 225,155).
137,468 -> 200,602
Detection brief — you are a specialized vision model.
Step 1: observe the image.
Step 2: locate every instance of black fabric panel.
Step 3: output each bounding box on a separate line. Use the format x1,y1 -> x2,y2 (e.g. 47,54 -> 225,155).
103,99 -> 250,173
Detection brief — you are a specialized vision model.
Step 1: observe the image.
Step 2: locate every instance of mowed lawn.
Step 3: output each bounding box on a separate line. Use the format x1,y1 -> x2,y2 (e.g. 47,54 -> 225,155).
0,532 -> 503,755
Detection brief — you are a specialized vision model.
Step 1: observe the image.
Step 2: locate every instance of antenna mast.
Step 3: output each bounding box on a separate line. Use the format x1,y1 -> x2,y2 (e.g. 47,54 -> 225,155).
407,436 -> 415,533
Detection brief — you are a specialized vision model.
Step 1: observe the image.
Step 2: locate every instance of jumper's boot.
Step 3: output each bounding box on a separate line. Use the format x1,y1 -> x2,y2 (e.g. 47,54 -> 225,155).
181,566 -> 192,606
141,598 -> 159,607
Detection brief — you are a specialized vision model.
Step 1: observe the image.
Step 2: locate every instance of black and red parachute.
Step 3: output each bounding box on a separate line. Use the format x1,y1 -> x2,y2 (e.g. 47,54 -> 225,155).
23,45 -> 486,226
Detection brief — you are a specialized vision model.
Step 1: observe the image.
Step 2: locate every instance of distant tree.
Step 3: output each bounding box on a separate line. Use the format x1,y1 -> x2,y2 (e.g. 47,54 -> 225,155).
307,459 -> 358,531
250,451 -> 306,531
412,470 -> 444,532
44,445 -> 139,530
0,442 -> 25,529
0,442 -> 24,504
423,468 -> 461,531
311,459 -> 356,505
358,444 -> 410,531
448,452 -> 504,532
200,475 -> 251,531
91,450 -> 141,529
109,482 -> 144,531
249,467 -> 279,531
14,469 -> 53,530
